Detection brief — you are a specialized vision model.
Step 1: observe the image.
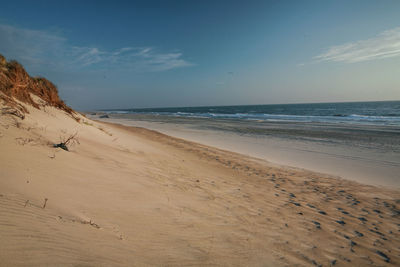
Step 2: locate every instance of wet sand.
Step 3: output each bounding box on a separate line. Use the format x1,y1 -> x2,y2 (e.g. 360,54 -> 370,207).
93,114 -> 400,188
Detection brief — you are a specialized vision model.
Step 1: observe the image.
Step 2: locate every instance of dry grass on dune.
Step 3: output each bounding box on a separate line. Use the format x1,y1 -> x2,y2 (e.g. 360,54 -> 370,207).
0,54 -> 77,120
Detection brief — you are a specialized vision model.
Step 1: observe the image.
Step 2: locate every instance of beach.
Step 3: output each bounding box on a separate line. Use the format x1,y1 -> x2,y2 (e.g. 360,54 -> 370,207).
92,112 -> 400,188
1,100 -> 400,266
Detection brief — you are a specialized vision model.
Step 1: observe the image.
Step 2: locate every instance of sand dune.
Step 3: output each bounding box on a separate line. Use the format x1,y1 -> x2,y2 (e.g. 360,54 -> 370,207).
1,99 -> 399,266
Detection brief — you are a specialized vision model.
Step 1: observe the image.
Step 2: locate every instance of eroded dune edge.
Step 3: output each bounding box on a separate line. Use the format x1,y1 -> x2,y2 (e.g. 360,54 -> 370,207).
1,57 -> 399,266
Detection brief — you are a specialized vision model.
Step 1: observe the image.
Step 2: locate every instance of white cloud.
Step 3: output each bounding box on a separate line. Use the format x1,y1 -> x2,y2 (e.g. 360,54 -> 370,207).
315,27 -> 400,63
0,24 -> 193,72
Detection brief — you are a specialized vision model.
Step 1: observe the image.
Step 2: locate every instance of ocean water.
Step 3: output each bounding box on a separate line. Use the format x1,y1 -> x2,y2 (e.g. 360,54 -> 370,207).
105,101 -> 400,126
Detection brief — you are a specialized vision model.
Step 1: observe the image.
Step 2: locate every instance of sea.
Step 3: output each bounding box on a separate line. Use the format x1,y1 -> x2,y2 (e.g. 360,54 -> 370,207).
104,101 -> 400,126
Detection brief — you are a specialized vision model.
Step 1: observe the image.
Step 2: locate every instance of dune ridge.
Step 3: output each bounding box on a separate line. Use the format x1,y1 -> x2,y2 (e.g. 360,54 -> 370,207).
0,58 -> 399,266
0,54 -> 75,119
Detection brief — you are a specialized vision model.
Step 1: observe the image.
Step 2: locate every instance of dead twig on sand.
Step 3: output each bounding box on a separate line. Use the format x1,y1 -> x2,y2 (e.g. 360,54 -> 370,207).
53,132 -> 79,151
42,198 -> 48,209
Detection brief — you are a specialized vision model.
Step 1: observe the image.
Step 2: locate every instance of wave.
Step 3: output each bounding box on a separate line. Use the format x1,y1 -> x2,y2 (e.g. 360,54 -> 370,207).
105,110 -> 400,126
104,110 -> 129,114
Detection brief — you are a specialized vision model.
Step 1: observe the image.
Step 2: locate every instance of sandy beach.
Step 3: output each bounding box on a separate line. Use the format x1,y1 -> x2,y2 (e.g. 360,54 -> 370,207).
91,114 -> 400,188
1,98 -> 400,266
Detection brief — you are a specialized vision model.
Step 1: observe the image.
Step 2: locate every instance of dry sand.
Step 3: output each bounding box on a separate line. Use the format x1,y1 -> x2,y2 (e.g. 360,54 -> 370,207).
1,100 -> 399,266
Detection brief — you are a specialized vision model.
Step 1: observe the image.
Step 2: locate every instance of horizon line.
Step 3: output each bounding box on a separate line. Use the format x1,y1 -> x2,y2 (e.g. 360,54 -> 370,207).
95,99 -> 400,112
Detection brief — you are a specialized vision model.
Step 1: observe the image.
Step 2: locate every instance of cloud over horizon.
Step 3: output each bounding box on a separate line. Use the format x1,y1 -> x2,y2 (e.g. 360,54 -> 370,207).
315,27 -> 400,63
0,24 -> 193,72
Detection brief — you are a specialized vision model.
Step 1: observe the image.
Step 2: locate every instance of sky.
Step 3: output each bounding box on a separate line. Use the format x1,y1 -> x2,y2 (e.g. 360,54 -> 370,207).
0,0 -> 399,110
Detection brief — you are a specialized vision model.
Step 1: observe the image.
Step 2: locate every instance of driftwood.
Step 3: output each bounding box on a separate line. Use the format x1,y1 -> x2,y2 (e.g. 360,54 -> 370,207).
53,132 -> 79,151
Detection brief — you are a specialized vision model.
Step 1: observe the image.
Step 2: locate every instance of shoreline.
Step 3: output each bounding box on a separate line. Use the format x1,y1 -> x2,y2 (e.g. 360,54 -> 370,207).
92,114 -> 400,188
1,103 -> 400,266
100,119 -> 398,190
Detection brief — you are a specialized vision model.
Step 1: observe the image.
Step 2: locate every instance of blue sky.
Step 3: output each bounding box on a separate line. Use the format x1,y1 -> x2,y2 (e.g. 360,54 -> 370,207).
1,0 -> 399,110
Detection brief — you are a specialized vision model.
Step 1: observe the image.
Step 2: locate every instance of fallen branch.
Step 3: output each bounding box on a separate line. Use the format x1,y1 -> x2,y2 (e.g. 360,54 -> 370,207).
53,132 -> 79,151
53,142 -> 69,151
